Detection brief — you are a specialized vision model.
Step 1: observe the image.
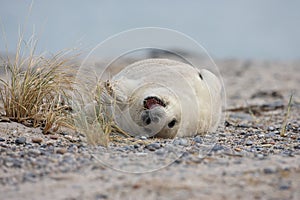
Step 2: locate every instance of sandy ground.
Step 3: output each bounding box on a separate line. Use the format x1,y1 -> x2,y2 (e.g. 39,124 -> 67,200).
0,59 -> 300,200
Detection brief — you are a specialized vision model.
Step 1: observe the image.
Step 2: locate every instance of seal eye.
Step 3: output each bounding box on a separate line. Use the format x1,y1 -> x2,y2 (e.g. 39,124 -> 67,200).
168,119 -> 177,128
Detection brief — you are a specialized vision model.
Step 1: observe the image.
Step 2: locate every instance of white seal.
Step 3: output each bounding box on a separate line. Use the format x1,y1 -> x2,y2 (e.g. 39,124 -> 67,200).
102,58 -> 222,138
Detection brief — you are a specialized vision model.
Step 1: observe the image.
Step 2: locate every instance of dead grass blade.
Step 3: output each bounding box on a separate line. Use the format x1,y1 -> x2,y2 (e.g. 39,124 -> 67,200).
280,94 -> 293,137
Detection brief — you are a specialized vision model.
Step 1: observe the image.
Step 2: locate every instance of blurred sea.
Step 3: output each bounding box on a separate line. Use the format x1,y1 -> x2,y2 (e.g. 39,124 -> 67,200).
0,0 -> 300,60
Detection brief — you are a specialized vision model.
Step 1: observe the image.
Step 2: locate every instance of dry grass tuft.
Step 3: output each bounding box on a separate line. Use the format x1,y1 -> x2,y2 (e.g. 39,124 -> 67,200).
72,79 -> 130,147
0,34 -> 128,146
0,36 -> 75,134
72,83 -> 112,146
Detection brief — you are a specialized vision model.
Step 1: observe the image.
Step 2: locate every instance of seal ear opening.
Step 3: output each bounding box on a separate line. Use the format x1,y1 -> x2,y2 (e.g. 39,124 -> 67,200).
198,72 -> 203,80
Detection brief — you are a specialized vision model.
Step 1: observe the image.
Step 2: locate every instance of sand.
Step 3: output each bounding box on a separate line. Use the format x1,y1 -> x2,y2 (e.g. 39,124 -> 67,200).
0,59 -> 299,200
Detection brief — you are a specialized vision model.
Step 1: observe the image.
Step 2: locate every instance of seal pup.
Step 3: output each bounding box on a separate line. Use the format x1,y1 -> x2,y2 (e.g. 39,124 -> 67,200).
102,58 -> 222,138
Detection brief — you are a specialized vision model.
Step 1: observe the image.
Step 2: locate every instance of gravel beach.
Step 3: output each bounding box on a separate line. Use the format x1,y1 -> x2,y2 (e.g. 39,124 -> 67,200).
0,59 -> 299,200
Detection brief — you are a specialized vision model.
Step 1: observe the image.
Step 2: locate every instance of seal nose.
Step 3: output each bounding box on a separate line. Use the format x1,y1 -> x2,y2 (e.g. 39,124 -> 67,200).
142,111 -> 151,125
141,109 -> 162,126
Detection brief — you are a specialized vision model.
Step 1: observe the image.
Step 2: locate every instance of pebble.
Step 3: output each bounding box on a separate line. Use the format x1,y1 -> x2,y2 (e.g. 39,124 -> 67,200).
274,130 -> 280,135
155,149 -> 165,155
265,132 -> 275,138
23,172 -> 36,183
95,194 -> 108,199
65,135 -> 77,142
178,139 -> 188,147
245,140 -> 253,146
267,126 -> 275,131
173,138 -> 189,147
0,137 -> 5,142
32,137 -> 43,144
261,144 -> 272,148
146,143 -> 161,151
218,133 -> 226,137
0,116 -> 10,122
15,137 -> 26,145
234,147 -> 242,152
256,154 -> 264,159
230,113 -> 253,121
258,134 -> 264,139
50,135 -> 59,140
211,144 -> 224,152
68,145 -> 78,153
5,157 -> 22,168
263,168 -> 276,174
193,136 -> 202,143
56,148 -> 67,154
28,149 -> 41,156
294,145 -> 300,150
238,124 -> 251,128
139,136 -> 148,140
279,184 -> 290,190
123,145 -> 134,151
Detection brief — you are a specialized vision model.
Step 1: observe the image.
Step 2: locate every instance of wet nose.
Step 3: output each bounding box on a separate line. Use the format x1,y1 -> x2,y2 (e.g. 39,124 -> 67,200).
142,111 -> 151,125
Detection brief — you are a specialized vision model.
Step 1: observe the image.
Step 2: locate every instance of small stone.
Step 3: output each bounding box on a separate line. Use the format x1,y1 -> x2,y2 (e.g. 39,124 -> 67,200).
290,135 -> 297,140
230,113 -> 253,121
262,144 -> 272,148
50,135 -> 59,140
64,135 -> 77,142
0,116 -> 10,122
274,130 -> 280,135
256,154 -> 264,159
155,149 -> 165,155
173,138 -> 189,146
5,158 -> 22,168
265,132 -> 276,138
136,152 -> 148,156
258,134 -> 264,139
239,131 -> 247,135
95,194 -> 108,199
140,136 -> 147,140
46,141 -> 55,146
211,144 -> 224,152
23,172 -> 36,183
56,148 -> 67,154
0,143 -> 8,147
279,184 -> 290,190
178,139 -> 189,147
28,149 -> 41,156
193,136 -> 202,143
294,145 -> 300,150
123,145 -> 134,151
268,126 -> 275,131
234,147 -> 242,152
133,144 -> 140,149
68,145 -> 78,153
245,140 -> 253,146
224,120 -> 232,127
263,168 -> 276,174
15,137 -> 26,145
32,137 -> 43,144
0,137 -> 5,142
146,143 -> 161,151
218,133 -> 226,137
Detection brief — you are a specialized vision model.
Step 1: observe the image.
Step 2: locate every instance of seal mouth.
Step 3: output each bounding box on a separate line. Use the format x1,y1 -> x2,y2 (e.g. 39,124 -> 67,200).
143,96 -> 166,109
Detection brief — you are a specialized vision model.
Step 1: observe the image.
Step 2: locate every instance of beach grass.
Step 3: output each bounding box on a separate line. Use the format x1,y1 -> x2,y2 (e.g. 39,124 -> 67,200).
0,31 -> 130,146
0,36 -> 76,134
